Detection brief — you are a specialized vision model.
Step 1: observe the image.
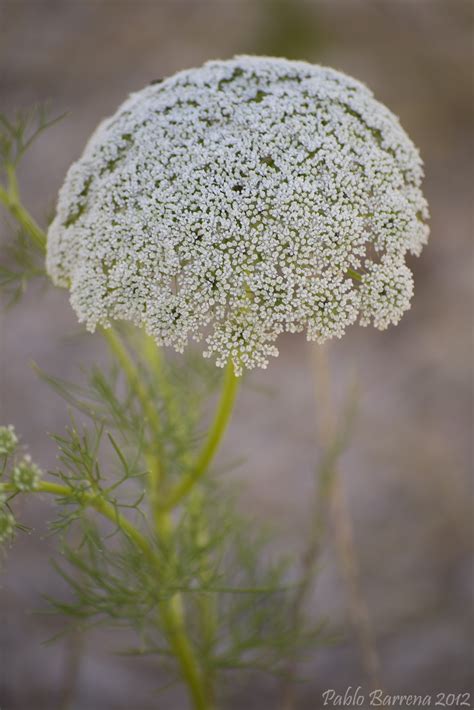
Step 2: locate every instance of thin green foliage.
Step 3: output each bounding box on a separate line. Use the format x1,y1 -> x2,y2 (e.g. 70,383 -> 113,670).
16,321 -> 325,696
0,106 -> 62,301
0,107 -> 331,709
0,224 -> 46,304
0,104 -> 66,169
35,344 -> 313,677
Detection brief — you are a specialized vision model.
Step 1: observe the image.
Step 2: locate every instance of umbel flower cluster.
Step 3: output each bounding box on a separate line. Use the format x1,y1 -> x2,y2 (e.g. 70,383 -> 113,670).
47,56 -> 429,373
0,425 -> 42,543
12,455 -> 42,492
0,426 -> 18,457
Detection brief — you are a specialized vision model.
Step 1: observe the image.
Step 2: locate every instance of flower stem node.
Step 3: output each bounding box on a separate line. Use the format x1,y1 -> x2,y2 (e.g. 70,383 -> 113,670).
0,425 -> 18,458
47,56 -> 429,373
12,455 -> 42,492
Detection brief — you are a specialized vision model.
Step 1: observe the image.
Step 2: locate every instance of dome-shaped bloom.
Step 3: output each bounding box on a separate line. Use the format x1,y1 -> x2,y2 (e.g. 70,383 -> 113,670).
47,56 -> 429,374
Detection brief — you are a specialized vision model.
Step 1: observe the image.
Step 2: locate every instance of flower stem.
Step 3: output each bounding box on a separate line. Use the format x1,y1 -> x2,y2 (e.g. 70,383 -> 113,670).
5,480 -> 152,556
101,327 -> 162,441
0,164 -> 47,251
101,326 -> 164,519
162,361 -> 240,510
156,507 -> 211,710
149,357 -> 239,706
311,343 -> 381,690
160,598 -> 210,710
9,480 -> 212,709
102,327 -> 218,708
193,491 -> 218,704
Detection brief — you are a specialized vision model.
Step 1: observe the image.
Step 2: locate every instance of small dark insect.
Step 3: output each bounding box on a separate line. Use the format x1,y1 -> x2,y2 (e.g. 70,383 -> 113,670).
232,184 -> 244,193
150,78 -> 163,85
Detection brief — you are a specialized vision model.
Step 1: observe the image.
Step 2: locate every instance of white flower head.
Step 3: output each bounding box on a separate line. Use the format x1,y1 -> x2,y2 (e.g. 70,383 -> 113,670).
47,56 -> 429,374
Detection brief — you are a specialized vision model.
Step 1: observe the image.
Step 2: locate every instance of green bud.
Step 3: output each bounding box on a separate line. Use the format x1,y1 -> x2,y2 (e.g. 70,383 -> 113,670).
0,425 -> 18,458
12,455 -> 42,492
0,508 -> 15,543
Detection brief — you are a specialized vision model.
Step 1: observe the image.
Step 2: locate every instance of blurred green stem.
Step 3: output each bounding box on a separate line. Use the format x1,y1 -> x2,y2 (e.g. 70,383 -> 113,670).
102,329 -> 241,709
151,360 -> 240,709
190,488 -> 218,703
150,359 -> 239,709
162,361 -> 240,509
5,480 -> 153,556
0,164 -> 47,251
7,481 -> 211,709
101,327 -> 163,520
280,345 -> 358,710
311,344 -> 381,691
101,327 -> 162,442
1,140 -> 226,710
141,334 -> 222,704
155,506 -> 212,710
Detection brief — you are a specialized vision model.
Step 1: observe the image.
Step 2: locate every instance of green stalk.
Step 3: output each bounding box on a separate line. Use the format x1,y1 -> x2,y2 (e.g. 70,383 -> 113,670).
5,480 -> 152,556
159,596 -> 210,710
101,327 -> 163,517
140,333 -> 189,451
8,200 -> 47,251
156,507 -> 211,710
190,488 -> 218,704
7,480 -> 211,709
147,357 -> 239,707
0,151 -> 224,708
102,327 -> 213,708
162,361 -> 240,510
0,165 -> 47,251
141,334 -> 219,705
101,327 -> 162,441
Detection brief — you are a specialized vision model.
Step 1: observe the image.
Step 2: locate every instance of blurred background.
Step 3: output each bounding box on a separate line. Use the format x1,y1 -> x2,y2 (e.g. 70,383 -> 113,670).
0,1 -> 472,708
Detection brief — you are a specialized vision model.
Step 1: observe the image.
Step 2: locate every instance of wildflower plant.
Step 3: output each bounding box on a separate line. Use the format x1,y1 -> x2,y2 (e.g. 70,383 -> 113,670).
0,56 -> 428,709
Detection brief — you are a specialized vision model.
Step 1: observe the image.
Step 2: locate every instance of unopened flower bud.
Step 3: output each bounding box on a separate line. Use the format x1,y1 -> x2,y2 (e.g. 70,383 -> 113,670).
0,425 -> 18,458
12,455 -> 42,492
0,509 -> 15,543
